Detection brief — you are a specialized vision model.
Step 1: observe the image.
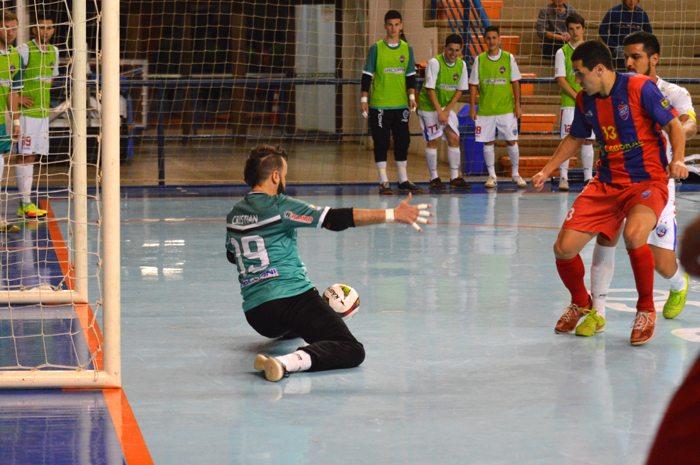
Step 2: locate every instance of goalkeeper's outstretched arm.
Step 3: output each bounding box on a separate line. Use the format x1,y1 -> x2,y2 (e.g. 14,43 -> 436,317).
322,193 -> 434,233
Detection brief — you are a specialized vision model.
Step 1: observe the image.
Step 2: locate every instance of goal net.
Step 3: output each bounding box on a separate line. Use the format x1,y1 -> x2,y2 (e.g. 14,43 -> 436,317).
115,0 -> 700,186
0,0 -> 120,388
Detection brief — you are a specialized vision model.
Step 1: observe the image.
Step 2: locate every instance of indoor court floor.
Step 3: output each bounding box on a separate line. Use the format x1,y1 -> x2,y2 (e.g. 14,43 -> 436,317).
2,181 -> 700,464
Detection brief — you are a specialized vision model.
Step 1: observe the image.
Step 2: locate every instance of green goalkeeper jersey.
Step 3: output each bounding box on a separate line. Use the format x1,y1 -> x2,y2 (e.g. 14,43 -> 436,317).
226,192 -> 331,311
0,46 -> 23,125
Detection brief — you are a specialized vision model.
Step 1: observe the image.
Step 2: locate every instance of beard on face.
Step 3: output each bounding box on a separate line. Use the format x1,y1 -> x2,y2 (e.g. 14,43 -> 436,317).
277,181 -> 286,195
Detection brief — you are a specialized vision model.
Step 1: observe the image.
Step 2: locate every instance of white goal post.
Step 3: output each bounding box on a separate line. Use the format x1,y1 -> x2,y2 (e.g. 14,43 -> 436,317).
0,0 -> 121,388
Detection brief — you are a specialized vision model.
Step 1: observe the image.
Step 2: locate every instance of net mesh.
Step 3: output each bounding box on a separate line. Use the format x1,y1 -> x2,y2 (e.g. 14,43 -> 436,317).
0,0 -> 103,373
114,0 -> 700,186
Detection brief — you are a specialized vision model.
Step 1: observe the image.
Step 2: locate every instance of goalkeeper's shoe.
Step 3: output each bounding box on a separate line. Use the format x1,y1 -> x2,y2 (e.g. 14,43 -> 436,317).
18,202 -> 47,218
254,354 -> 289,382
663,273 -> 689,319
449,177 -> 471,190
379,182 -> 393,195
575,309 -> 605,337
398,181 -> 423,193
555,296 -> 591,334
429,177 -> 446,190
0,220 -> 20,233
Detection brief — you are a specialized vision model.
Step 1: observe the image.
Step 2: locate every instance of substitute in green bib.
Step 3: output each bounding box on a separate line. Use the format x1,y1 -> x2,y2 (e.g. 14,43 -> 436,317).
0,10 -> 23,233
468,26 -> 525,189
361,10 -> 421,195
16,12 -> 59,219
554,13 -> 595,191
226,145 -> 434,382
417,34 -> 470,191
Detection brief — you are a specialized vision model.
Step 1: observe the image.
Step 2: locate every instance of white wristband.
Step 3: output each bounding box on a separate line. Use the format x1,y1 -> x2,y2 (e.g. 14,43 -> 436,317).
360,96 -> 368,103
385,209 -> 395,222
408,94 -> 415,101
12,119 -> 19,127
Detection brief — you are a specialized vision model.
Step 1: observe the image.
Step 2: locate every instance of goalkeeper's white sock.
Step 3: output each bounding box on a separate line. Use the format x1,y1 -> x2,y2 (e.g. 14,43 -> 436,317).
276,350 -> 312,373
376,162 -> 388,184
396,160 -> 408,183
16,164 -> 33,204
425,147 -> 438,179
484,144 -> 496,178
448,146 -> 461,180
582,144 -> 594,181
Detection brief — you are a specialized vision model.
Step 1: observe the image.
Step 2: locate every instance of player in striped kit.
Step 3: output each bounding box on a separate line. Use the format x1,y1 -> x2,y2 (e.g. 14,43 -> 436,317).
579,32 -> 697,337
15,12 -> 59,219
531,40 -> 688,346
417,34 -> 470,190
469,26 -> 526,188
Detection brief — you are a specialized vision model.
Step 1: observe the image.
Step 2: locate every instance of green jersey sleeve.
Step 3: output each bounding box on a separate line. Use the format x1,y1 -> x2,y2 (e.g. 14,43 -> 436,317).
277,196 -> 330,229
363,43 -> 378,76
406,45 -> 416,77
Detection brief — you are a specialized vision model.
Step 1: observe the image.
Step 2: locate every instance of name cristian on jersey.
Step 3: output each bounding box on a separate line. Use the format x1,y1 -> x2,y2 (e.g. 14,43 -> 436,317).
229,214 -> 259,225
483,78 -> 507,85
383,68 -> 406,74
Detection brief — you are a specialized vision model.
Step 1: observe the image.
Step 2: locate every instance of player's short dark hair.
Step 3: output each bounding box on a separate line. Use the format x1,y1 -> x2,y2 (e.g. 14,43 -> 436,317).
484,25 -> 499,36
623,31 -> 660,58
244,145 -> 289,188
32,10 -> 54,23
565,13 -> 585,28
571,40 -> 614,71
445,34 -> 463,47
384,10 -> 402,23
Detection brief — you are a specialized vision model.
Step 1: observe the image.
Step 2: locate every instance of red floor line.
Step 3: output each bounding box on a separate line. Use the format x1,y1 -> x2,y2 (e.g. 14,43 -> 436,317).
41,200 -> 154,465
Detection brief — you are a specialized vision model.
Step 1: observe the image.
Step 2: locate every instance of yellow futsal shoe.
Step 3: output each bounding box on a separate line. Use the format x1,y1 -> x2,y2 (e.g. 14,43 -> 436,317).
575,309 -> 605,337
663,273 -> 689,319
18,202 -> 47,218
254,354 -> 289,382
0,220 -> 20,233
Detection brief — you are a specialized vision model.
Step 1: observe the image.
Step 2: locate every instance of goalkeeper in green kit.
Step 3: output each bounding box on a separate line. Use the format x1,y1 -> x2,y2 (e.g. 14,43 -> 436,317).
226,145 -> 434,382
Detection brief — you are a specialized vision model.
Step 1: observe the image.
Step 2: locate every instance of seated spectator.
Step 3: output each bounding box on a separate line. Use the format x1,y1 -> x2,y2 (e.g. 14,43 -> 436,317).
599,0 -> 652,70
536,0 -> 576,60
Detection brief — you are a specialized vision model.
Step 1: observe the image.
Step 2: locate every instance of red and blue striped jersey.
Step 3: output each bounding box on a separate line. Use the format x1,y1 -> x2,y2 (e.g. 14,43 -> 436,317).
570,72 -> 678,184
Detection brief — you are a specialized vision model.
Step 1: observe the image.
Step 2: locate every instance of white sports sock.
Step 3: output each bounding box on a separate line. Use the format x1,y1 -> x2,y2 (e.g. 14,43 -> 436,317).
275,350 -> 312,373
376,162 -> 388,184
484,144 -> 496,178
507,143 -> 520,177
582,144 -> 594,180
668,260 -> 687,292
559,158 -> 570,179
425,148 -> 438,180
396,160 -> 408,183
590,243 -> 616,318
448,146 -> 461,180
15,164 -> 33,204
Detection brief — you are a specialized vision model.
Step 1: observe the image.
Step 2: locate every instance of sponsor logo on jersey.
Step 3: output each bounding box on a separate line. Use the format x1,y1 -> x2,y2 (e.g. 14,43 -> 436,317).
618,104 -> 629,120
229,214 -> 259,225
606,140 -> 642,154
0,79 -> 12,88
641,190 -> 652,199
585,110 -> 593,118
399,55 -> 405,63
437,84 -> 458,90
656,224 -> 668,237
284,211 -> 313,223
453,73 -> 459,81
383,68 -> 406,74
660,98 -> 671,110
499,66 -> 506,74
240,268 -> 279,288
483,78 -> 507,85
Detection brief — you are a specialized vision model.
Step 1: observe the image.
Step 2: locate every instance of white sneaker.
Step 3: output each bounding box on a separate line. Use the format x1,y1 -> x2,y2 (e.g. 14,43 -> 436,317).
485,176 -> 497,188
254,354 -> 289,382
512,175 -> 527,188
559,178 -> 569,191
0,220 -> 20,233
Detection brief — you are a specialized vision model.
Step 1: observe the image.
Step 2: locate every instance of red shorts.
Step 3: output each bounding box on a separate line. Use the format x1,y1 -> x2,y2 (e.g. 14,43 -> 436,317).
562,179 -> 669,241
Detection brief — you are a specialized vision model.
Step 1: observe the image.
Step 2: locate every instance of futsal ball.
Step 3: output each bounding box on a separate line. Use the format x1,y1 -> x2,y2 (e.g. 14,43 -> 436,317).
323,284 -> 360,320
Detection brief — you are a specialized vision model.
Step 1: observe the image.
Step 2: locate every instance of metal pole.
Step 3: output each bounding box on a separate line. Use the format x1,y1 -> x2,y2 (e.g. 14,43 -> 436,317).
16,0 -> 29,46
157,86 -> 165,185
102,0 -> 122,386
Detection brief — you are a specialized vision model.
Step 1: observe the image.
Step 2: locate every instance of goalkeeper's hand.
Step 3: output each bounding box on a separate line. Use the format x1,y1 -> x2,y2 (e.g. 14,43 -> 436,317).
393,193 -> 434,233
